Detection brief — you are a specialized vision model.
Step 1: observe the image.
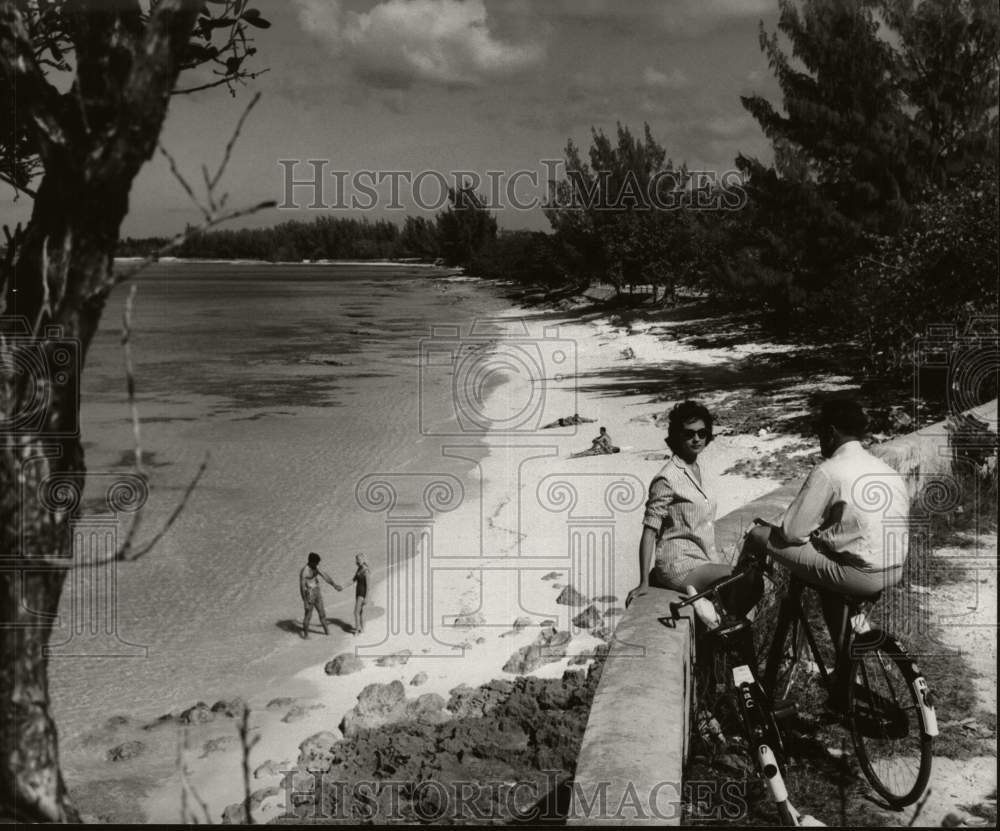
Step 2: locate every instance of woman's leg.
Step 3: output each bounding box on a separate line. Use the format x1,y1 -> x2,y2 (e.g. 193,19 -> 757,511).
357,597 -> 367,634
680,563 -> 734,592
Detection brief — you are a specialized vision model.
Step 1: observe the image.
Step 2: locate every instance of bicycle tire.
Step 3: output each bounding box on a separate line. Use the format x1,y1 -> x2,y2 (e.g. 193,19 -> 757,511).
847,637 -> 933,807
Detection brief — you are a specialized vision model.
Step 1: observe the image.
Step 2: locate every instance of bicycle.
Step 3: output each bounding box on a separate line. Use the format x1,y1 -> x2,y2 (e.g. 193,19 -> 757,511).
665,532 -> 938,824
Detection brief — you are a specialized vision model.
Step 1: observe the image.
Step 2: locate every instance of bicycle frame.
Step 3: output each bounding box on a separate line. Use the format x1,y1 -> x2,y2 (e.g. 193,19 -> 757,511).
763,576 -> 842,704
669,580 -> 821,827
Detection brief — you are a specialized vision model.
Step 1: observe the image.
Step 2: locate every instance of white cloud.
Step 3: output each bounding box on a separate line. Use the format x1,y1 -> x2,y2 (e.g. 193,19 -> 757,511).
294,0 -> 544,89
643,67 -> 689,90
498,0 -> 773,35
663,0 -> 774,36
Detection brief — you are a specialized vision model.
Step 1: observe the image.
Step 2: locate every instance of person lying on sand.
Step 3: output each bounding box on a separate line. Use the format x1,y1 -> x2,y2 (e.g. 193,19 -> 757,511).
300,552 -> 342,638
540,412 -> 597,429
570,426 -> 620,458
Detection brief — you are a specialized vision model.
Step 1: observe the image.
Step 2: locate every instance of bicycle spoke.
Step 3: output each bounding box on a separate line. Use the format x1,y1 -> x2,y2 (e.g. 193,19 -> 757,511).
849,648 -> 932,807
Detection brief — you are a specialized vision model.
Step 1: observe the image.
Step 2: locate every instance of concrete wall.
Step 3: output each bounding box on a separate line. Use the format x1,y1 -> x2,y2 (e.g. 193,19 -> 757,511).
568,399 -> 996,825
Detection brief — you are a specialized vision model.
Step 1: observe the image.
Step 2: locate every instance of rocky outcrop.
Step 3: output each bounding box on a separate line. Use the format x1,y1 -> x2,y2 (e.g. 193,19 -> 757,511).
106,740 -> 145,762
340,681 -> 452,738
410,671 -> 428,686
201,735 -> 238,757
282,704 -> 324,724
503,628 -> 573,675
325,653 -> 365,675
254,759 -> 290,780
179,702 -> 215,725
375,649 -> 412,667
281,656 -> 608,823
453,611 -> 486,629
556,586 -> 586,606
571,605 -> 602,629
446,680 -> 514,718
340,681 -> 407,738
298,730 -> 341,772
210,697 -> 247,718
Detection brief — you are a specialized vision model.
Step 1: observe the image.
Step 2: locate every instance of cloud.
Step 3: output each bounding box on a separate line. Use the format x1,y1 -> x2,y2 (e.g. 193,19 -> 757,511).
294,0 -> 544,89
498,0 -> 773,36
662,0 -> 774,36
642,67 -> 689,90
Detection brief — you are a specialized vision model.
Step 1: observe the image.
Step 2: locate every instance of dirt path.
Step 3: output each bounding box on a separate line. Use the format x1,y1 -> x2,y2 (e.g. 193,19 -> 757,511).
896,532 -> 997,827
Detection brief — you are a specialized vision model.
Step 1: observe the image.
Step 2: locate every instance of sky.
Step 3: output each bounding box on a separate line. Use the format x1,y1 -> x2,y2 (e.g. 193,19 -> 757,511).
2,0 -> 783,237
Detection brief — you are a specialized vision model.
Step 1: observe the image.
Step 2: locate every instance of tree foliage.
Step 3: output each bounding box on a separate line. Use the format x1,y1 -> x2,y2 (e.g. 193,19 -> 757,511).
0,1 -> 268,821
723,0 -> 999,340
435,185 -> 498,268
544,123 -> 697,297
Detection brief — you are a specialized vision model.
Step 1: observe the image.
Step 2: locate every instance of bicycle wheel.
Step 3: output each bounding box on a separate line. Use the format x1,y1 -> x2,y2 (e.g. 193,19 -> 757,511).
847,642 -> 932,807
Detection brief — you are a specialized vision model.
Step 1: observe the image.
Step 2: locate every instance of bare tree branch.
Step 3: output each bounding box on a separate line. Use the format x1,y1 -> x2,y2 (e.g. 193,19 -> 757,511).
160,143 -> 210,220
173,67 -> 269,96
209,90 -> 262,195
238,705 -> 260,824
106,198 -> 277,293
124,453 -> 210,562
0,171 -> 38,199
121,284 -> 143,478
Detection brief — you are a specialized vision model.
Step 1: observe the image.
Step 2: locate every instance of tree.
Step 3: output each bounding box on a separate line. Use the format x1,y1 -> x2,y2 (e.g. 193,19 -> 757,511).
435,185 -> 497,268
880,0 -> 1000,185
0,1 -> 268,820
397,215 -> 440,260
725,0 -> 998,331
544,123 -> 696,299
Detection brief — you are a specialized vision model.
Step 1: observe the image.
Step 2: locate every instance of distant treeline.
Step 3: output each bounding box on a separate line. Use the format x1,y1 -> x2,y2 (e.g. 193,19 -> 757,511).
120,0 -> 998,385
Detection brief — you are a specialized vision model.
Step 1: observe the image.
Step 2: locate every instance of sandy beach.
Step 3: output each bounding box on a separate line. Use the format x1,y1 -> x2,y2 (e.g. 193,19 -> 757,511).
57,279 -> 995,826
58,279 -> 845,823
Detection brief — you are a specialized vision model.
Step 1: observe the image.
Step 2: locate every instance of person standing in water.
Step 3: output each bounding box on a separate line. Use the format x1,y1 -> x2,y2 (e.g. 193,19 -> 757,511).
351,553 -> 371,635
300,552 -> 342,638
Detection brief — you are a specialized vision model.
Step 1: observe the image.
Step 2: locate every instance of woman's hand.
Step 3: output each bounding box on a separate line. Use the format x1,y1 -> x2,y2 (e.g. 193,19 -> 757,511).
625,583 -> 648,608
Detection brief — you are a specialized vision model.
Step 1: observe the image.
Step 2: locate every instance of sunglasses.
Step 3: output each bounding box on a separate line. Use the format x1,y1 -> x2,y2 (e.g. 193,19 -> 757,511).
668,428 -> 709,441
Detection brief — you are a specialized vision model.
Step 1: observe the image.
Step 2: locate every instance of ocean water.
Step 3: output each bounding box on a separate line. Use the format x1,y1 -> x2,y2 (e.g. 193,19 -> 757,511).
49,261 -> 512,736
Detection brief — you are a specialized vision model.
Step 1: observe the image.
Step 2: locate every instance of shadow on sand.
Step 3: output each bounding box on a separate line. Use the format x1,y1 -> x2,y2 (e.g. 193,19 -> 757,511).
276,617 -> 355,636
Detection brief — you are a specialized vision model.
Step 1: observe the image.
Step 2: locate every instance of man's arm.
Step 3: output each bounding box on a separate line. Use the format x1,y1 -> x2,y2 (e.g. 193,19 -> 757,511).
780,467 -> 835,544
319,569 -> 342,591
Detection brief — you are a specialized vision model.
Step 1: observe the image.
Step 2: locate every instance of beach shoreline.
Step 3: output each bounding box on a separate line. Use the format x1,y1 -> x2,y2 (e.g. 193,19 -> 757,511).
62,285 -> 945,824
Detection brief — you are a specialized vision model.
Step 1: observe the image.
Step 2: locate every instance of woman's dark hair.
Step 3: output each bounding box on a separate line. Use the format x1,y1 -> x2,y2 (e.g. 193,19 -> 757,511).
307,552 -> 321,566
816,397 -> 869,438
666,400 -> 714,452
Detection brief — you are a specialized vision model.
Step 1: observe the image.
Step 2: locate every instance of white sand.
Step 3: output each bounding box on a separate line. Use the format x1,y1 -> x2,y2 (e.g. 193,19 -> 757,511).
112,302 -> 816,823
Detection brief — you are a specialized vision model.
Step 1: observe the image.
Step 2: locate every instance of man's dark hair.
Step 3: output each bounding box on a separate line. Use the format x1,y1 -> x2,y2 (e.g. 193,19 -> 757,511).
307,552 -> 321,566
666,400 -> 714,451
817,397 -> 869,437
